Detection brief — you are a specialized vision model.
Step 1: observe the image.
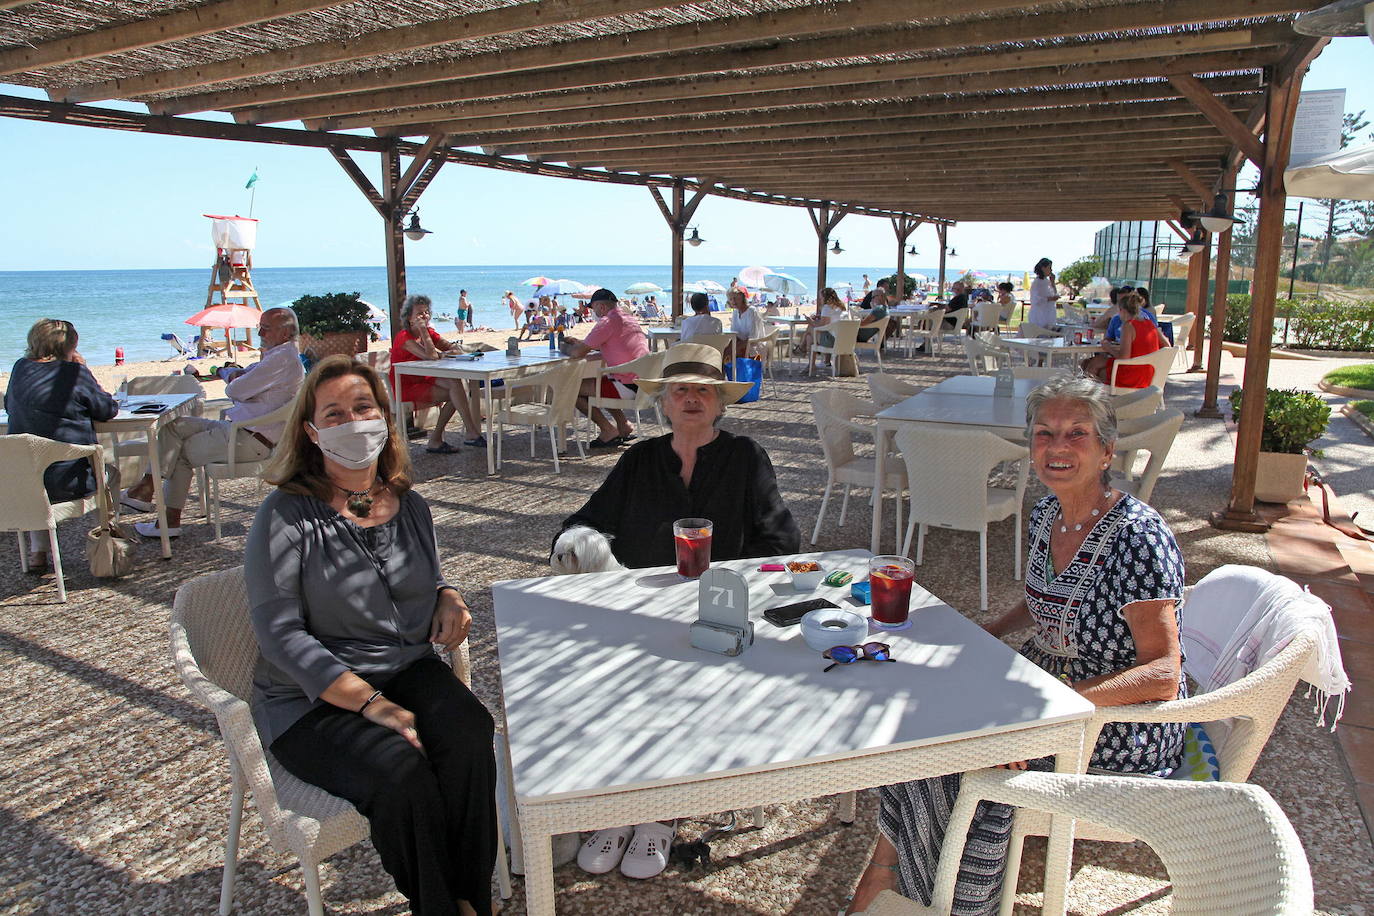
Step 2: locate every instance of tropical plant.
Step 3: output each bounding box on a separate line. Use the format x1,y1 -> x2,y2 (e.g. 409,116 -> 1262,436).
1228,387 -> 1330,455
291,291 -> 372,338
877,272 -> 918,298
1058,256 -> 1102,298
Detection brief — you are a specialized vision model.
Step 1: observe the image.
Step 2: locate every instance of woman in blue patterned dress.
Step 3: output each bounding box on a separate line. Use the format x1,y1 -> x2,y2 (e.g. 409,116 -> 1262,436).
847,374 -> 1186,915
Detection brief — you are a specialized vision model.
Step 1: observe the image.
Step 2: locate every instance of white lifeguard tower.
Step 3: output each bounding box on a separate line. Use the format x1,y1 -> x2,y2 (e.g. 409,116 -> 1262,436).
200,214 -> 261,356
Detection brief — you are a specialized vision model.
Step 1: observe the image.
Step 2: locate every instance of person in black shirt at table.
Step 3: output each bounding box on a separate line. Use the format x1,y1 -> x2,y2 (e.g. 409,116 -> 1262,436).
555,342 -> 800,569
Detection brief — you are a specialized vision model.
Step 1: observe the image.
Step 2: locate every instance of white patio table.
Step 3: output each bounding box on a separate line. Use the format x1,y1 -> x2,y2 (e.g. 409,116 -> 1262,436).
868,386 -> 1028,554
646,326 -> 680,351
389,351 -> 573,475
1000,336 -> 1102,368
493,548 -> 1092,915
2,391 -> 200,559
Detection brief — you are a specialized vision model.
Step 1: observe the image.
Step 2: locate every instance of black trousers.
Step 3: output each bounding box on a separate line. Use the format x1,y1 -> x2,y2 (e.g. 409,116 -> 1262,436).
271,656 -> 497,916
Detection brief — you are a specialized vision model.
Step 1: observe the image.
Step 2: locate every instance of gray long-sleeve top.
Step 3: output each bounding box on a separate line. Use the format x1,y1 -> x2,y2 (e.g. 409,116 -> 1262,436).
246,487 -> 448,745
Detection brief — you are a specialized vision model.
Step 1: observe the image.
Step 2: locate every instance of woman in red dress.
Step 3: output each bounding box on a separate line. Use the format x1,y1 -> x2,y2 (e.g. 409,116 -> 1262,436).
1082,292 -> 1162,388
390,295 -> 484,453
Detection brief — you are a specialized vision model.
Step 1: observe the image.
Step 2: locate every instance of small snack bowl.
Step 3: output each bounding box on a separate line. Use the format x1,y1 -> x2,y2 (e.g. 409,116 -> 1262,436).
800,608 -> 869,652
786,559 -> 825,591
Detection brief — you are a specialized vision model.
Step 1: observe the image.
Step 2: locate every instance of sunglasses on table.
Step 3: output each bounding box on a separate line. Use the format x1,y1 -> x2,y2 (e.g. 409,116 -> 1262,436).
823,642 -> 895,672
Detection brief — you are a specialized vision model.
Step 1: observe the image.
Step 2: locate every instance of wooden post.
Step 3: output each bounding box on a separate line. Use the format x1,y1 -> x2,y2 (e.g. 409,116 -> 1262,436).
892,216 -> 921,301
381,145 -> 406,338
1213,64 -> 1307,531
648,179 -> 709,320
1187,233 -> 1211,371
1198,173 -> 1236,418
808,202 -> 848,312
936,224 -> 949,297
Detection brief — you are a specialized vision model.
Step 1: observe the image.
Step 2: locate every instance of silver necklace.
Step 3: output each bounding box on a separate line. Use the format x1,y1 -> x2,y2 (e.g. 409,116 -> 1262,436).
1058,490 -> 1113,534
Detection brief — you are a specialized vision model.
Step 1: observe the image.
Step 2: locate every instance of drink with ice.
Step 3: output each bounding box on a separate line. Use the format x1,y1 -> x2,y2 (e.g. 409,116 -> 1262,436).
869,556 -> 916,628
673,518 -> 713,579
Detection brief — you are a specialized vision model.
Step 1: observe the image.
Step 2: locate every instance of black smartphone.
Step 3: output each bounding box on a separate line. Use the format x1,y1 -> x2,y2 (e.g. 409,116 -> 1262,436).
763,598 -> 838,627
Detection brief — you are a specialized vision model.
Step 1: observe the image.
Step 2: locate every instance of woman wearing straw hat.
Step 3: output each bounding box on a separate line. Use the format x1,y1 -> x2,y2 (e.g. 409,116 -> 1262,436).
555,342 -> 800,571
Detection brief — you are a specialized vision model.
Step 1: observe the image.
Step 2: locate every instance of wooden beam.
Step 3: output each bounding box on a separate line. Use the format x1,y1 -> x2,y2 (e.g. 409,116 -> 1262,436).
381,75 -> 1262,139
238,26 -> 1274,125
647,187 -> 674,226
1199,167 -> 1237,417
1168,159 -> 1215,206
1169,73 -> 1265,167
154,0 -> 1298,115
399,157 -> 444,214
476,99 -> 1235,154
1186,232 -> 1212,371
339,49 -> 1278,131
1165,220 -> 1191,242
381,146 -> 406,338
1,0 -> 343,76
327,146 -> 388,219
58,0 -> 677,103
396,133 -> 446,201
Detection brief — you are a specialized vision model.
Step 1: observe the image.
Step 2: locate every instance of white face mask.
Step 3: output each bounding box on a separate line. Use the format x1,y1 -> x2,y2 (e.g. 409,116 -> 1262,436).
309,418 -> 389,470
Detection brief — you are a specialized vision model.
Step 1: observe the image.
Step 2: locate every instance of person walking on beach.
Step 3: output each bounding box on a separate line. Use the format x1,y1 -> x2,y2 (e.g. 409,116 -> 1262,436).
506,290 -> 522,330
121,307 -> 304,539
456,289 -> 472,334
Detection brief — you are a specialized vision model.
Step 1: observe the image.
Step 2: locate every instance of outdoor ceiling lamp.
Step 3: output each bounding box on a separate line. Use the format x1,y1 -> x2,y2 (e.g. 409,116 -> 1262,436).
948,247 -> 958,257
402,209 -> 432,241
1292,0 -> 1374,45
1199,193 -> 1236,233
686,226 -> 705,247
831,238 -> 844,254
907,244 -> 918,255
1184,229 -> 1208,255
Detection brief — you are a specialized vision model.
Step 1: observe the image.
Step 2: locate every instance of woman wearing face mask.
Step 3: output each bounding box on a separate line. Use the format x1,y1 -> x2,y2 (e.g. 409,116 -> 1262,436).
246,355 -> 497,916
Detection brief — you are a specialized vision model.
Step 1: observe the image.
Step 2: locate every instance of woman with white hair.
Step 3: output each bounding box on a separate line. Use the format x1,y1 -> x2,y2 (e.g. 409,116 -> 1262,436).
556,342 -> 800,570
848,374 -> 1186,915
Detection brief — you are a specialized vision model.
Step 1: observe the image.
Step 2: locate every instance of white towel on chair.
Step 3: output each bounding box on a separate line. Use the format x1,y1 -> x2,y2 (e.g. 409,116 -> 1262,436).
1182,565 -> 1350,728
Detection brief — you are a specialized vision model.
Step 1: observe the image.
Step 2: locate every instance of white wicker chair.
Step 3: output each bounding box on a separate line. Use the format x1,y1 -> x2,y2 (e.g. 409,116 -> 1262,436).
690,332 -> 738,366
1108,346 -> 1177,395
584,350 -> 666,443
961,336 -> 1005,376
201,400 -> 295,540
497,358 -> 586,473
1110,385 -> 1164,421
938,308 -> 971,350
810,319 -> 861,377
861,769 -> 1312,916
865,372 -> 921,410
971,301 -> 1002,334
998,565 -> 1326,913
170,566 -> 510,916
1,434 -> 107,603
1110,408 -> 1185,504
906,308 -> 945,357
892,425 -> 1028,611
1169,312 -> 1197,369
854,314 -> 890,370
809,390 -> 907,547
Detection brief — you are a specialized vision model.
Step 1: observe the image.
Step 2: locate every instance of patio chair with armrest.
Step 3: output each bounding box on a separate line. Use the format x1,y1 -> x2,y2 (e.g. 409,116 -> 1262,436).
810,319 -> 861,377
938,308 -> 971,349
1168,312 -> 1197,368
1107,346 -> 1176,395
906,308 -> 945,357
1,434 -> 108,603
893,425 -> 1028,611
497,359 -> 586,474
1017,322 -> 1057,339
865,372 -> 921,410
1109,385 -> 1163,420
853,315 -> 889,370
202,400 -> 295,540
1109,408 -> 1184,504
170,566 -> 511,916
995,564 -> 1333,914
809,390 -> 907,547
861,769 -> 1312,916
584,350 -> 666,442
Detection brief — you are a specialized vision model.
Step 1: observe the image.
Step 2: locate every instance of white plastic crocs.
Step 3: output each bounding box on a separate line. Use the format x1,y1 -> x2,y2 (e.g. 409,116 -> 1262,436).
576,825 -> 635,874
619,821 -> 676,879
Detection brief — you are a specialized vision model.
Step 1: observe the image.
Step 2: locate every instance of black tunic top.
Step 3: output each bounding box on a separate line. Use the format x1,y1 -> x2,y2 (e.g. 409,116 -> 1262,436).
559,430 -> 800,568
4,358 -> 118,501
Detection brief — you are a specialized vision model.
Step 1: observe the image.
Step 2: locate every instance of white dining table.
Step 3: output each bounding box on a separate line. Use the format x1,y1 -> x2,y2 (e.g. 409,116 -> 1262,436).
493,548 -> 1092,915
646,326 -> 680,351
389,350 -> 574,475
2,391 -> 200,559
1000,336 -> 1102,367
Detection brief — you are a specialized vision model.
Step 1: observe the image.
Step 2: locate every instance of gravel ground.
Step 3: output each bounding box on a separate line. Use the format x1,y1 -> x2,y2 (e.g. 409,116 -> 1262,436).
2,343 -> 1371,915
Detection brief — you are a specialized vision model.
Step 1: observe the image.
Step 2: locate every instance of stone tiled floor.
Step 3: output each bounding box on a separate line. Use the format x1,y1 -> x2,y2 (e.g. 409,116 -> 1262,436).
1258,495 -> 1374,845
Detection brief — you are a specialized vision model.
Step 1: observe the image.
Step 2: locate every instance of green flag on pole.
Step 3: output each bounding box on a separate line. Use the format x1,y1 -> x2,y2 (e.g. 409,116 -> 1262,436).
245,170 -> 259,189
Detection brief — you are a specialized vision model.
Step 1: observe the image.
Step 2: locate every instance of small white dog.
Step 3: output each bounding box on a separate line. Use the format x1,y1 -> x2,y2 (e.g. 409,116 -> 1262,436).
551,525 -> 627,574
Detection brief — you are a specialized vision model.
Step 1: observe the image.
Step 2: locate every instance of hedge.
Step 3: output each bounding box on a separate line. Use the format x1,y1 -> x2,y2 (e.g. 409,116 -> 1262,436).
1222,295 -> 1374,351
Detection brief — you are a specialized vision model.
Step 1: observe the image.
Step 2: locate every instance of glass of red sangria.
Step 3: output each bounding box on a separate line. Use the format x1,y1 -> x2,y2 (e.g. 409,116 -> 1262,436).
673,518 -> 713,579
869,555 -> 916,630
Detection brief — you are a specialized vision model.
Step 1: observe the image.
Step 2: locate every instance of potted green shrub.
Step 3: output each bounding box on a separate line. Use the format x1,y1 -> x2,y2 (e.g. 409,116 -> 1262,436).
292,291 -> 372,360
1228,387 -> 1331,502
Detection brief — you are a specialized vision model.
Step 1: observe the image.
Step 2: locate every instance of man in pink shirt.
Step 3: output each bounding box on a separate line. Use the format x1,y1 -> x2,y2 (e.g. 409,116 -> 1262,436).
565,288 -> 650,449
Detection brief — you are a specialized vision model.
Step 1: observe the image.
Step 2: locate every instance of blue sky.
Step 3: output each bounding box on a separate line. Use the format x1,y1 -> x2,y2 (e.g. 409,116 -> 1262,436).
1,37 -> 1370,273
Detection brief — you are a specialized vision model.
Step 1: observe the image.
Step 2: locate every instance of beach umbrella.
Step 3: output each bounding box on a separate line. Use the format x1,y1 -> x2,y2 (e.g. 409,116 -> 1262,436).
737,265 -> 774,288
828,281 -> 853,290
694,280 -> 727,293
624,281 -> 663,295
535,278 -> 587,297
1285,142 -> 1374,200
523,276 -> 555,287
763,271 -> 808,295
185,304 -> 261,329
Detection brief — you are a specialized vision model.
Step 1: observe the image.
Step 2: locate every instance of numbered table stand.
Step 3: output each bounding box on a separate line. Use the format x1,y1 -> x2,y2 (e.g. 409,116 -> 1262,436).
492,549 -> 1092,915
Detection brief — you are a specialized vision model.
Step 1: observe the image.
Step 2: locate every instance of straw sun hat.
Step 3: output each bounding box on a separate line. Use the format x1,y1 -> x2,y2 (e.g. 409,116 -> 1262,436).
635,342 -> 755,404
